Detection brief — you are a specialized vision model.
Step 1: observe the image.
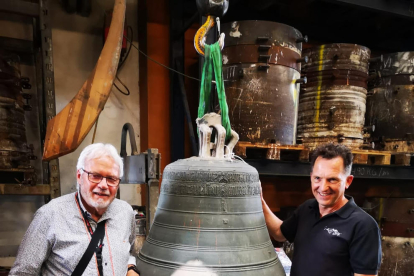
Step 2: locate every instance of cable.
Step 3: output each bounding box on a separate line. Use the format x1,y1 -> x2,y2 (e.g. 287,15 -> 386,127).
131,41 -> 201,82
95,0 -> 202,82
118,26 -> 133,70
114,75 -> 130,96
113,25 -> 133,96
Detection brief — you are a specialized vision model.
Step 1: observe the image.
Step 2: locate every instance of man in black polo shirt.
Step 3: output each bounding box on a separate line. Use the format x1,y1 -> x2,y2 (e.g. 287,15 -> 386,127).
262,143 -> 381,276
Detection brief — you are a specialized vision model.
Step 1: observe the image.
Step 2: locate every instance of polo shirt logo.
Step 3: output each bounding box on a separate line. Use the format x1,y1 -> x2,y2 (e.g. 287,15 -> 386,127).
324,226 -> 342,236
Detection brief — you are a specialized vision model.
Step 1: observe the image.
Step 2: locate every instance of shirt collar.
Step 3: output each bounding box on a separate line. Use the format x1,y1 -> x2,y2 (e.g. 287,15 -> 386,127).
308,195 -> 356,219
335,195 -> 357,218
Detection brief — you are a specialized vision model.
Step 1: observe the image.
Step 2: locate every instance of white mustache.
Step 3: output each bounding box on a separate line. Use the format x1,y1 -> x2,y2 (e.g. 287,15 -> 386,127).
93,190 -> 110,196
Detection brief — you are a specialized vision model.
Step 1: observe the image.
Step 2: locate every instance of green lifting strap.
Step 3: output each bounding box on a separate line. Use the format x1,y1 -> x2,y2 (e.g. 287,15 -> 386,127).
198,42 -> 232,140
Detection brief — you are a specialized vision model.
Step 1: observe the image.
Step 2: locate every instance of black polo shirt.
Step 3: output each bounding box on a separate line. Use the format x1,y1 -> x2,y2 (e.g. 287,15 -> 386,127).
280,195 -> 381,276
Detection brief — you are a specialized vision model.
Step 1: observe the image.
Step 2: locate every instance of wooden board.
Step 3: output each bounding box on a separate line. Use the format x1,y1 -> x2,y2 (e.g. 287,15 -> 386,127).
235,141 -> 310,161
42,0 -> 126,161
351,149 -> 392,165
392,153 -> 414,166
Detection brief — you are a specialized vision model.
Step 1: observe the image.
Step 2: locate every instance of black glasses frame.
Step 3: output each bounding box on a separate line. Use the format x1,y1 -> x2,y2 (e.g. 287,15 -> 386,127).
81,168 -> 121,187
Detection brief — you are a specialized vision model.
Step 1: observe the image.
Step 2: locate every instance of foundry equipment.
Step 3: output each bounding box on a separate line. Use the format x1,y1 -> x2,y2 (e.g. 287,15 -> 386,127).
194,0 -> 228,56
365,52 -> 414,154
367,198 -> 414,276
222,20 -> 307,145
297,44 -> 371,149
119,123 -> 161,252
0,53 -> 36,184
137,21 -> 286,272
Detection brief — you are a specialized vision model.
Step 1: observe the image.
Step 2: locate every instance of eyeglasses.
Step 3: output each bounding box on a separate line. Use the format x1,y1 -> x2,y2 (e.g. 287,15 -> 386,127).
81,169 -> 121,187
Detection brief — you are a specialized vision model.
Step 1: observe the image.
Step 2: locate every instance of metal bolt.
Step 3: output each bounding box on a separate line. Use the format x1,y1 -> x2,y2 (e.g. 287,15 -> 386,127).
258,64 -> 270,71
296,35 -> 308,43
295,77 -> 307,84
258,45 -> 271,51
297,56 -> 309,63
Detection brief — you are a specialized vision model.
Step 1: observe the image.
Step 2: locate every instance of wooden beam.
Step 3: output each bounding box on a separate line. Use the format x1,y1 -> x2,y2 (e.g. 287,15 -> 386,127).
42,0 -> 126,161
0,184 -> 51,195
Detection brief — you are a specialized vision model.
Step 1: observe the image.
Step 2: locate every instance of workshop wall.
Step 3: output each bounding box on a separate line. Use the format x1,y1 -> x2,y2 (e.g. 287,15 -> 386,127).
0,0 -> 140,265
51,0 -> 140,201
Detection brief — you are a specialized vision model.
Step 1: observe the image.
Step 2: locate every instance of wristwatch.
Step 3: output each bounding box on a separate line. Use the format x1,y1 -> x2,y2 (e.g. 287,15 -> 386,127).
128,265 -> 140,274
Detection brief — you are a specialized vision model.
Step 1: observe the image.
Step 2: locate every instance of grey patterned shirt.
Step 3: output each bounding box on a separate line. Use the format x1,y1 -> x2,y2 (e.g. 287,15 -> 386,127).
9,192 -> 136,276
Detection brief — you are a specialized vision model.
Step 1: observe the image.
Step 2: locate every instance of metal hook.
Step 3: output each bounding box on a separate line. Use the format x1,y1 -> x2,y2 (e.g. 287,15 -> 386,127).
194,16 -> 225,56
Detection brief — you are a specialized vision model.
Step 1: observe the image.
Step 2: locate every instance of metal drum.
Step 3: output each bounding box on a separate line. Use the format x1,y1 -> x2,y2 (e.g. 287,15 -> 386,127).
222,21 -> 306,145
137,157 -> 286,275
365,52 -> 414,152
366,198 -> 414,276
298,44 -> 370,149
0,54 -> 32,169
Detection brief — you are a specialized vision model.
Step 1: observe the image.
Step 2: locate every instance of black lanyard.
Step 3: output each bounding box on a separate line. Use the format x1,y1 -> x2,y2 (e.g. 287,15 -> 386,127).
75,192 -> 105,276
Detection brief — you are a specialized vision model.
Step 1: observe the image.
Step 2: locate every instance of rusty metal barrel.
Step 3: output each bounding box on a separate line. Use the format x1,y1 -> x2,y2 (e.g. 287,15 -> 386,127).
365,52 -> 414,152
0,54 -> 32,169
222,21 -> 307,145
297,44 -> 371,149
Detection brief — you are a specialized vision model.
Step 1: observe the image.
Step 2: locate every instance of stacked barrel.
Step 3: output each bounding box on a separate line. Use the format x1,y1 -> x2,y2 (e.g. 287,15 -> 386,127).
0,54 -> 32,169
222,21 -> 307,145
365,52 -> 414,153
297,44 -> 371,149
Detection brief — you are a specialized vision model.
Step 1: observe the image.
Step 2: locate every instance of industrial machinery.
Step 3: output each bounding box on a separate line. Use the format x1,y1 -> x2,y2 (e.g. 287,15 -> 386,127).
298,44 -> 371,149
365,52 -> 414,157
120,123 -> 161,252
222,20 -> 307,146
0,53 -> 36,184
367,198 -> 414,276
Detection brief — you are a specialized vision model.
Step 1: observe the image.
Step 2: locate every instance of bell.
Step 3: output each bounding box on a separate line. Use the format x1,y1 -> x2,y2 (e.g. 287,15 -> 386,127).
137,113 -> 286,275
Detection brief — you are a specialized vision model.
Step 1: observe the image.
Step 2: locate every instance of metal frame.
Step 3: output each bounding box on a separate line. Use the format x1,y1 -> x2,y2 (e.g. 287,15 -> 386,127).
322,0 -> 414,18
170,0 -> 186,162
246,159 -> 414,180
0,0 -> 39,17
39,0 -> 60,199
0,0 -> 60,198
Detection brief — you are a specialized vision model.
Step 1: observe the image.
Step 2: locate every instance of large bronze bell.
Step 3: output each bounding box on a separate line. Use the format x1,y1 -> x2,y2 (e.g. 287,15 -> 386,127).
137,113 -> 286,275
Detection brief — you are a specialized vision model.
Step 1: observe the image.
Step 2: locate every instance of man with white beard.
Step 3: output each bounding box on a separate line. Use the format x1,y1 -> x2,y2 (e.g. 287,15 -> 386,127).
10,143 -> 140,276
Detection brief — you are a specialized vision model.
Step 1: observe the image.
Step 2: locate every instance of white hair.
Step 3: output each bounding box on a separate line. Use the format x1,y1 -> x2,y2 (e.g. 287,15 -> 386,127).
76,143 -> 124,178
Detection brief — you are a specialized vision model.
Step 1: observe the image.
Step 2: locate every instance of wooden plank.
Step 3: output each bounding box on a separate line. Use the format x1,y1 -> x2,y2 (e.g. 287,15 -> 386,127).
0,184 -> 50,195
42,0 -> 126,161
393,154 -> 412,166
235,141 -> 309,161
352,149 -> 392,165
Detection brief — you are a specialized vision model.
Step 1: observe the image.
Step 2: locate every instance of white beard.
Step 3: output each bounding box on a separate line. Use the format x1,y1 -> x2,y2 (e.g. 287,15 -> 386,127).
79,181 -> 113,211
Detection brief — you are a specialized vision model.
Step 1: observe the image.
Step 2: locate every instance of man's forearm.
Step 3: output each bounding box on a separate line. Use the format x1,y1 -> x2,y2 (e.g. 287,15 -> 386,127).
262,198 -> 286,242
